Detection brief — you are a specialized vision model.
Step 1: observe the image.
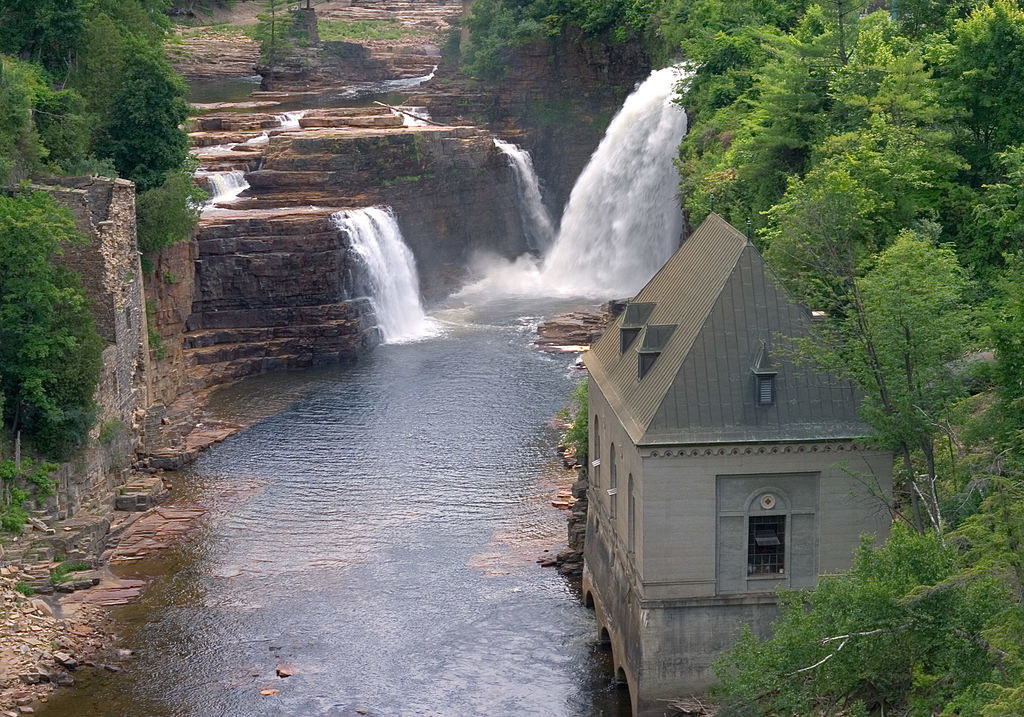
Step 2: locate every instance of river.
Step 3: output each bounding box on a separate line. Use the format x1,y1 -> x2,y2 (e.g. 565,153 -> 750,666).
40,297 -> 632,717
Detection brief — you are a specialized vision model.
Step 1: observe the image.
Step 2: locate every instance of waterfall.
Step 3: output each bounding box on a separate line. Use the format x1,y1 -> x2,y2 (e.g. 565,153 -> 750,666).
459,66 -> 690,300
201,169 -> 249,206
330,207 -> 439,344
538,66 -> 690,297
395,105 -> 433,127
386,65 -> 437,90
275,111 -> 307,131
493,139 -> 556,253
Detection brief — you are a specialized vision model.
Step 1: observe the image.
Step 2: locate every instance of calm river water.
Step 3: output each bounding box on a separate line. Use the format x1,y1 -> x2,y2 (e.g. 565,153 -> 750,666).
40,297 -> 631,716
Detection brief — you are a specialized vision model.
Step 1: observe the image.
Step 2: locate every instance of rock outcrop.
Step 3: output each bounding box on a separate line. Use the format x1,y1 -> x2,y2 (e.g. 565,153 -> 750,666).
413,31 -> 651,212
186,207 -> 381,390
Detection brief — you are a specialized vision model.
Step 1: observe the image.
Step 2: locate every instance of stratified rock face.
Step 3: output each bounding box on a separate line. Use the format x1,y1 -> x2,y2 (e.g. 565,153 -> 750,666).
185,207 -> 381,390
413,31 -> 651,213
241,122 -> 530,298
170,27 -> 260,79
143,240 -> 201,455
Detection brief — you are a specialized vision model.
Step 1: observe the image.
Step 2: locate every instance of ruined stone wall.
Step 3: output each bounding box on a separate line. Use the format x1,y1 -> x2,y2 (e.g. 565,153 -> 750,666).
40,177 -> 151,519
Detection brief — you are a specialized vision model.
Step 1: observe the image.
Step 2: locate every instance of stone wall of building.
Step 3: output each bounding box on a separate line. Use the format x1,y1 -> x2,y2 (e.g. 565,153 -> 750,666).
39,177 -> 151,519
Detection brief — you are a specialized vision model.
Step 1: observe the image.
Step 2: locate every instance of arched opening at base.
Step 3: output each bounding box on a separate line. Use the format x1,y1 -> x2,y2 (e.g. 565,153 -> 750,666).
598,626 -> 611,646
583,591 -> 595,609
615,666 -> 629,688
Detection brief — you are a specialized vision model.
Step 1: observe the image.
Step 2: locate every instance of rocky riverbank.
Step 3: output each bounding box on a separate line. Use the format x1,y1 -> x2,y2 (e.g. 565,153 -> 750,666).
0,567 -> 116,714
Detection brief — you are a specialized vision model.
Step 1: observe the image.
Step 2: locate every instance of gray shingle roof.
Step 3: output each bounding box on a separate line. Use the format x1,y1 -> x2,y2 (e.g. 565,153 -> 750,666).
583,213 -> 867,446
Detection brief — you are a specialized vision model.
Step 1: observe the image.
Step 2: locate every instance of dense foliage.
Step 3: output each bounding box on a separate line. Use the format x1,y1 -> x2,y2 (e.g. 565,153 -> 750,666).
0,0 -> 202,244
520,0 -> 1024,711
0,0 -> 203,478
559,379 -> 589,465
0,190 -> 103,458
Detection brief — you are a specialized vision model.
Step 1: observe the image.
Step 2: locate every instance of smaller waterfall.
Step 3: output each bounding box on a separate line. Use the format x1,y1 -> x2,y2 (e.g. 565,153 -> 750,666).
276,111 -> 307,131
494,139 -> 555,253
395,106 -> 433,127
201,170 -> 249,206
330,207 -> 438,344
386,65 -> 437,91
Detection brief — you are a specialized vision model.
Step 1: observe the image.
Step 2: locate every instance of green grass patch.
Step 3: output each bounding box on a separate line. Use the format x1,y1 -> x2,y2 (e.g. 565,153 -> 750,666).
318,19 -> 422,42
15,582 -> 35,596
50,560 -> 90,585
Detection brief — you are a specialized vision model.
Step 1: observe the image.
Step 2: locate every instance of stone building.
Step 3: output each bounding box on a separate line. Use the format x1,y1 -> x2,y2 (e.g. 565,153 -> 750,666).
581,213 -> 892,715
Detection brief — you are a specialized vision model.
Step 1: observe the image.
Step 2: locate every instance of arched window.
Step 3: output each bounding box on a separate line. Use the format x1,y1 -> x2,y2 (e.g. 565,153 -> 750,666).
592,415 -> 600,487
747,491 -> 787,577
609,444 -> 617,519
627,474 -> 635,553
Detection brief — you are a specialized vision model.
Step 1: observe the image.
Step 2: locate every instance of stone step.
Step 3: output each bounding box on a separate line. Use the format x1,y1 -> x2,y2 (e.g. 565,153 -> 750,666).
114,474 -> 170,512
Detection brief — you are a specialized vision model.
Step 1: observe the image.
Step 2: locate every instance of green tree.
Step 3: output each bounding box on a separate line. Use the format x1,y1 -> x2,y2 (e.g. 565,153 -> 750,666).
0,55 -> 46,184
95,39 -> 190,192
136,163 -> 206,270
0,0 -> 86,75
962,146 -> 1024,286
789,233 -> 970,530
713,525 -> 1024,716
931,0 -> 1024,184
559,379 -> 589,464
988,253 -> 1024,435
252,0 -> 297,67
0,190 -> 103,458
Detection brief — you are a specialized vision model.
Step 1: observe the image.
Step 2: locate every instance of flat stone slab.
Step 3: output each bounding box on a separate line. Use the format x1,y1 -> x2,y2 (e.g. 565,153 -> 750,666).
60,578 -> 148,607
106,507 -> 207,563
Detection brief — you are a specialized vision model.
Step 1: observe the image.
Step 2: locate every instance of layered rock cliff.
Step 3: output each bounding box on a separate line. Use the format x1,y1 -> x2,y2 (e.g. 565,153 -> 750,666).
186,207 -> 380,390
241,119 -> 528,297
413,31 -> 651,213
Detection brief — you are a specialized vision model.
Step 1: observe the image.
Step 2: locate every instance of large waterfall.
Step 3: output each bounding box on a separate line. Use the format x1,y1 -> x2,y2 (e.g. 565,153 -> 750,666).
494,139 -> 556,253
539,66 -> 689,297
462,66 -> 689,300
330,207 -> 438,344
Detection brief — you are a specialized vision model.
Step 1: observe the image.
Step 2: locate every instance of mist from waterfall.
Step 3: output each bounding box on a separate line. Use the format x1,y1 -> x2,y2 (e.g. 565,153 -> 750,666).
330,207 -> 439,344
462,65 -> 690,300
494,139 -> 556,253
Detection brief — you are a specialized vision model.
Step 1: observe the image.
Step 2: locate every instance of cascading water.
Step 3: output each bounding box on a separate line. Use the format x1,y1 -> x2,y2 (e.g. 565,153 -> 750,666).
494,139 -> 556,253
462,66 -> 690,300
385,65 -> 437,90
200,169 -> 250,208
195,111 -> 309,209
394,105 -> 433,127
539,65 -> 690,296
275,110 -> 308,131
330,207 -> 439,343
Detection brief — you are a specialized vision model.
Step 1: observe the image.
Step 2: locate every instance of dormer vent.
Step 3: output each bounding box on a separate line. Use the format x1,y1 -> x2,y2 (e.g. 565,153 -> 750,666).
620,327 -> 641,353
751,339 -> 778,406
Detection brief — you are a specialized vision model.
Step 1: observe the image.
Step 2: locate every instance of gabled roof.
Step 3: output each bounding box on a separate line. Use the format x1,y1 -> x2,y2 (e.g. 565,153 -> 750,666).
583,213 -> 866,446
